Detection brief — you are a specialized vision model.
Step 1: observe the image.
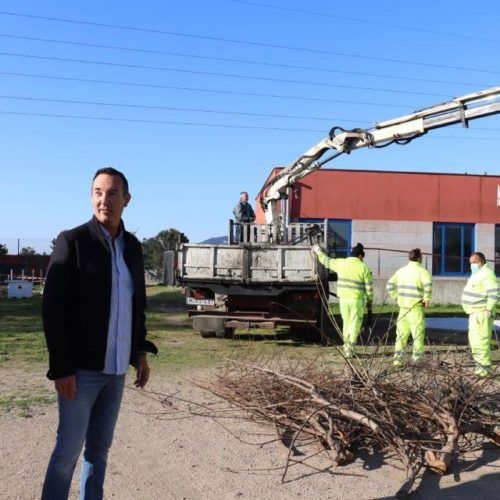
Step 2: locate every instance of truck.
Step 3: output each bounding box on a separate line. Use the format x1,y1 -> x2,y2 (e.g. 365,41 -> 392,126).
173,87 -> 500,340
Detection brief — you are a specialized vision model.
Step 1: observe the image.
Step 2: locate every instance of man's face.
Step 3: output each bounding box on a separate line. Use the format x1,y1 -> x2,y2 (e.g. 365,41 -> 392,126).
469,254 -> 482,266
91,174 -> 130,231
240,192 -> 249,203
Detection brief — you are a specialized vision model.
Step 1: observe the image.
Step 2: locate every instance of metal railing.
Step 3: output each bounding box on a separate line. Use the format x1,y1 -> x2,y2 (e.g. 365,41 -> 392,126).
228,220 -> 328,245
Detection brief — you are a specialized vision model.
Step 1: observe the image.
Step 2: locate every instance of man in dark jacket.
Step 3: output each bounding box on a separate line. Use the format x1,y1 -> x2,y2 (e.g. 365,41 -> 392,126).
233,191 -> 256,224
41,167 -> 157,500
233,191 -> 255,242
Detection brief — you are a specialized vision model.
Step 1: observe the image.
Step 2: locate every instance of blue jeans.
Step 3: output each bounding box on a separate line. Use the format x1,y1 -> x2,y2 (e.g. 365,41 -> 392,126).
41,370 -> 126,500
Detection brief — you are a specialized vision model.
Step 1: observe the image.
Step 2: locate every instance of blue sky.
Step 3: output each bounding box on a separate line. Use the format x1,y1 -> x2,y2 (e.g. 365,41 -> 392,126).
1,0 -> 499,253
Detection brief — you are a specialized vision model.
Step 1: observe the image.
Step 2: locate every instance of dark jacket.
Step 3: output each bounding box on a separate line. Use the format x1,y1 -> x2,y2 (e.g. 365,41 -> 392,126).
42,216 -> 157,380
233,201 -> 255,223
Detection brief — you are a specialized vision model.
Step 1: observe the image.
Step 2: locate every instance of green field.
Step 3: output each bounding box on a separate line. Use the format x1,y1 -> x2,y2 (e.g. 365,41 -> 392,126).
0,286 -> 497,415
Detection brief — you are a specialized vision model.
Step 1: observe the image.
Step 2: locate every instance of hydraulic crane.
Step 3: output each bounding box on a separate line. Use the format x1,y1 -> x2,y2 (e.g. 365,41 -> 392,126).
261,87 -> 500,237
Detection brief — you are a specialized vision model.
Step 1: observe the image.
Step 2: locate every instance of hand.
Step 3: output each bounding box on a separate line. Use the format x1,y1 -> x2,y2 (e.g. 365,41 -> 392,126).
484,310 -> 493,319
54,375 -> 77,400
134,354 -> 150,389
312,244 -> 322,255
422,300 -> 430,309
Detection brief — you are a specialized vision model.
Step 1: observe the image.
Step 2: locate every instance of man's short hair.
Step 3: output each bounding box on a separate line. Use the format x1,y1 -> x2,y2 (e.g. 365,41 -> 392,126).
240,191 -> 248,196
409,248 -> 422,262
92,167 -> 129,195
351,243 -> 365,258
471,251 -> 486,264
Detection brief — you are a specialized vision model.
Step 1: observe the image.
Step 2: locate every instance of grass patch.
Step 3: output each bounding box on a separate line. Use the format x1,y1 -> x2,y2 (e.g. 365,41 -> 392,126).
0,295 -> 46,367
0,388 -> 55,417
146,326 -> 334,373
0,286 -> 497,375
327,303 -> 466,316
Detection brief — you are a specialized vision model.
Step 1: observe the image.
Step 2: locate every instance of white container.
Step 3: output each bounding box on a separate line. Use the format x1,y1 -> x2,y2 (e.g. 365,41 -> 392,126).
7,280 -> 33,299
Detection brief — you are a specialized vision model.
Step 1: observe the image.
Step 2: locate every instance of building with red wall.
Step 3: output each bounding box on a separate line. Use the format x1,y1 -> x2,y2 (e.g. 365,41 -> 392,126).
256,168 -> 500,304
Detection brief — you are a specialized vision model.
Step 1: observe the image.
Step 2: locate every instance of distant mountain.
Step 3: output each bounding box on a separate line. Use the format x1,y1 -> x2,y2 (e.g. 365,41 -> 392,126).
200,236 -> 228,244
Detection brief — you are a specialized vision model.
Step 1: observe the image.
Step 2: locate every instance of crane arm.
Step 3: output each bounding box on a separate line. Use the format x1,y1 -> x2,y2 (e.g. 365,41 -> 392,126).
262,86 -> 500,227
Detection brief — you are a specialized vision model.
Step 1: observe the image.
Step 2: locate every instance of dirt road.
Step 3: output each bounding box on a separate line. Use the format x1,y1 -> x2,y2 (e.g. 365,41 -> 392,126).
1,369 -> 498,500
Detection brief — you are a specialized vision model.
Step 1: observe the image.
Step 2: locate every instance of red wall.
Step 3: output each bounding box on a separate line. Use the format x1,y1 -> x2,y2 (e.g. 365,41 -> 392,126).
282,169 -> 500,223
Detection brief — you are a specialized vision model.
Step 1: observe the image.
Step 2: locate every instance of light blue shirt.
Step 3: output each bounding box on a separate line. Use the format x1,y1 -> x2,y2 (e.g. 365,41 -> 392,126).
100,225 -> 134,375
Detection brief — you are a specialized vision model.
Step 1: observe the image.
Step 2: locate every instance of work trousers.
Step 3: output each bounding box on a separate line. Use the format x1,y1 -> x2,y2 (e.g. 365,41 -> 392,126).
393,306 -> 425,366
339,298 -> 364,358
468,311 -> 493,376
41,370 -> 126,500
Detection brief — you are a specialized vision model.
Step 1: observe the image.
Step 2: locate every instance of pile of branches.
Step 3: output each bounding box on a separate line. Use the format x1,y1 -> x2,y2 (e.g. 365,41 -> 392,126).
210,355 -> 499,497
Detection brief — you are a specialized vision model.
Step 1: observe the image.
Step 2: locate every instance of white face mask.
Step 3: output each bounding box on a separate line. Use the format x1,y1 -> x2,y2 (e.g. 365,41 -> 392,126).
470,263 -> 480,274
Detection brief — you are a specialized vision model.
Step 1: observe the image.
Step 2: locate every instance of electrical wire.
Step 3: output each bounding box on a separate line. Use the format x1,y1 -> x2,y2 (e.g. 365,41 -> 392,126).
0,94 -> 372,124
0,110 -> 326,132
0,71 -> 422,109
1,10 -> 499,75
0,51 -> 453,98
0,70 -> 413,109
0,33 -> 490,89
228,0 -> 500,46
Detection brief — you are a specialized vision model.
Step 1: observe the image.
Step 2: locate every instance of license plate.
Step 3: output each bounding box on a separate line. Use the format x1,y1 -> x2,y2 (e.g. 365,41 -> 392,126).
186,297 -> 215,306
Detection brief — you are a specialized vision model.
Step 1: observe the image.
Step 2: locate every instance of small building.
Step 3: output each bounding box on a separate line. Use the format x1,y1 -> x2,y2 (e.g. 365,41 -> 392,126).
7,280 -> 33,299
0,254 -> 50,284
256,168 -> 500,304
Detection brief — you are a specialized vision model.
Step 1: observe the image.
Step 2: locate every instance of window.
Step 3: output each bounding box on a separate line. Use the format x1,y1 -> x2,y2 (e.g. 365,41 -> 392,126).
495,225 -> 500,275
433,223 -> 474,275
299,219 -> 351,257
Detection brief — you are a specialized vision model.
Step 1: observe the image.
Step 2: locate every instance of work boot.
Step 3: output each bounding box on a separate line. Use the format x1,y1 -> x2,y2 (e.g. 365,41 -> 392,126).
343,342 -> 353,359
474,367 -> 491,378
393,350 -> 404,367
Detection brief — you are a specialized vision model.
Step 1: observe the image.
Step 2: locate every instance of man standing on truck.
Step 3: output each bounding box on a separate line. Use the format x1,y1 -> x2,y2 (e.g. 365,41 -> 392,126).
233,191 -> 256,242
461,251 -> 499,377
386,248 -> 432,367
313,243 -> 373,358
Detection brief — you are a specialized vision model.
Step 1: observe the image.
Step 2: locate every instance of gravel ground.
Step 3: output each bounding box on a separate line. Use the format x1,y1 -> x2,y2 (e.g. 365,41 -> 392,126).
1,369 -> 499,500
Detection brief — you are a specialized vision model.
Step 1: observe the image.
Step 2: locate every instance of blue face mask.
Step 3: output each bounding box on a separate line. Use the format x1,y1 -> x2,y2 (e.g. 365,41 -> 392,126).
470,263 -> 480,274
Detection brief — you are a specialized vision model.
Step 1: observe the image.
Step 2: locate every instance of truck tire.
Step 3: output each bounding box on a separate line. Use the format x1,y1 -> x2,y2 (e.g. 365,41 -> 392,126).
200,330 -> 216,338
319,306 -> 343,345
215,327 -> 235,339
289,326 -> 321,343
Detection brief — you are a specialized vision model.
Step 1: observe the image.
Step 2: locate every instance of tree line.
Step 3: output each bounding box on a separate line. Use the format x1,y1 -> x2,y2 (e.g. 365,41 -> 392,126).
0,227 -> 188,278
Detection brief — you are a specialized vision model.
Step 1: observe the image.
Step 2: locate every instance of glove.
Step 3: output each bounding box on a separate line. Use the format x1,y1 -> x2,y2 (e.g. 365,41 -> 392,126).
312,244 -> 322,255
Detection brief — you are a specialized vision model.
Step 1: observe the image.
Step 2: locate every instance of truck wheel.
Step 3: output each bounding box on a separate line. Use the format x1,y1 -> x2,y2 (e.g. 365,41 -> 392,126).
215,327 -> 235,339
290,326 -> 320,343
200,330 -> 216,338
223,327 -> 235,339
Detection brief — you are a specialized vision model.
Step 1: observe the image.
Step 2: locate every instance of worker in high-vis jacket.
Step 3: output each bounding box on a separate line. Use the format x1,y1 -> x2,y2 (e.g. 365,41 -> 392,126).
313,242 -> 373,358
461,252 -> 499,377
386,248 -> 432,367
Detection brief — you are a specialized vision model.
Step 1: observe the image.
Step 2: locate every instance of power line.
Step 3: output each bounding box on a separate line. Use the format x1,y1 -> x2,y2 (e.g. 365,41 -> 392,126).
2,94 -> 500,131
0,33 -> 489,89
0,94 -> 372,123
0,110 -> 326,132
1,109 -> 499,139
0,51 -> 452,98
228,0 -> 500,45
1,10 -> 499,75
0,70 -> 413,109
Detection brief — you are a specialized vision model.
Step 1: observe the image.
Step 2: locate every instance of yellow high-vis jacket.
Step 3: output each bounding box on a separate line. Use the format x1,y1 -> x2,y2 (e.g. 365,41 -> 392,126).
386,261 -> 432,309
461,263 -> 499,315
318,252 -> 373,302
